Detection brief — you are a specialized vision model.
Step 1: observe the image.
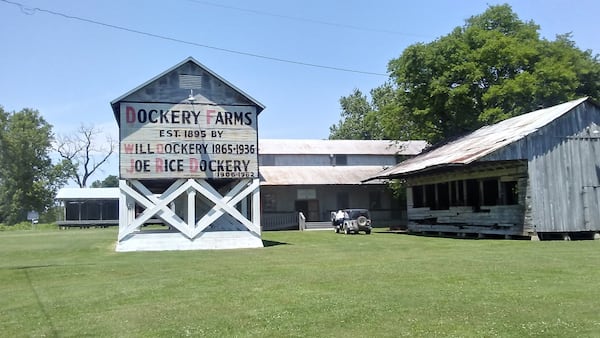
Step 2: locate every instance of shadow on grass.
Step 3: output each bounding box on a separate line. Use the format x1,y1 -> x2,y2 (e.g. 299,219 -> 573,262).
376,230 -> 409,235
5,263 -> 95,270
262,240 -> 289,247
22,268 -> 59,337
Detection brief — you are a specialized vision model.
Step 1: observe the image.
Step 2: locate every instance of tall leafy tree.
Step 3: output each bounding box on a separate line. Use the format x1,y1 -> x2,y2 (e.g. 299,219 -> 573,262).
329,87 -> 400,140
0,107 -> 68,224
331,4 -> 600,143
389,4 -> 600,143
329,89 -> 380,140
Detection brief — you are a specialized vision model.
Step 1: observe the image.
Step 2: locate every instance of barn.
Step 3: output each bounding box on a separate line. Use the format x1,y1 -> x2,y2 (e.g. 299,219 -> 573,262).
368,97 -> 600,240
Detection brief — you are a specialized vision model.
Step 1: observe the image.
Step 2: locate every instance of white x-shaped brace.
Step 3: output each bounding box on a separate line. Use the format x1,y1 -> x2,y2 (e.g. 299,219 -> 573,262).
118,179 -> 260,241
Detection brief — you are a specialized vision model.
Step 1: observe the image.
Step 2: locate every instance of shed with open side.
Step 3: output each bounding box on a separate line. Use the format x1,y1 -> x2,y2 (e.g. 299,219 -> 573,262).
368,97 -> 600,240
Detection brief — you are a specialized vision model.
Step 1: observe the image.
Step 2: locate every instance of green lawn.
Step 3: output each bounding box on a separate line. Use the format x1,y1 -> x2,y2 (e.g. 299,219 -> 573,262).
1,228 -> 599,337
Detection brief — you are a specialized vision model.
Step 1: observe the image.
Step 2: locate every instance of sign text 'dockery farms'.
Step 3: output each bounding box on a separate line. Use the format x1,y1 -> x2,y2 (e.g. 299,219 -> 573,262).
119,102 -> 258,179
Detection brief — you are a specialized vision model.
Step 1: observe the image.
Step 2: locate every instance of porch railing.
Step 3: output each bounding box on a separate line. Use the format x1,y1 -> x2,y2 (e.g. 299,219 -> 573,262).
262,212 -> 299,231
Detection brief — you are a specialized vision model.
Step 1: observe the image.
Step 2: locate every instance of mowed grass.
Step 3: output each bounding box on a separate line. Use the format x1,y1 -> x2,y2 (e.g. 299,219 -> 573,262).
1,229 -> 600,337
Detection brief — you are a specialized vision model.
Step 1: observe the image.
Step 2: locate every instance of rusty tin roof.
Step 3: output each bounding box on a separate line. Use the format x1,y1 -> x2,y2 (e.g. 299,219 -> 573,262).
368,97 -> 591,180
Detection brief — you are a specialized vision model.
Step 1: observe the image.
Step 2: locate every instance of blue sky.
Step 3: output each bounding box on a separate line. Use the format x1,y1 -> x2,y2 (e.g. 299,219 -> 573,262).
1,0 -> 599,183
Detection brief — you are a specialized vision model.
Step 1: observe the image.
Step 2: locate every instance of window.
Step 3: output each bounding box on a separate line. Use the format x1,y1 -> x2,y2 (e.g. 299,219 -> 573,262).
260,154 -> 275,166
335,154 -> 347,166
297,188 -> 316,200
263,193 -> 277,212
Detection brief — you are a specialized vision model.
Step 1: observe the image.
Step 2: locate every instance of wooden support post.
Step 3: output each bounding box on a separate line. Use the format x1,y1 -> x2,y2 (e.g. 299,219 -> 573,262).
116,178 -> 263,251
187,187 -> 196,228
252,178 -> 261,233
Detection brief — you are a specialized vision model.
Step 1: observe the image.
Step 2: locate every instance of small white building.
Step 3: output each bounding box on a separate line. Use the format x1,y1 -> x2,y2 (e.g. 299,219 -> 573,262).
55,188 -> 119,228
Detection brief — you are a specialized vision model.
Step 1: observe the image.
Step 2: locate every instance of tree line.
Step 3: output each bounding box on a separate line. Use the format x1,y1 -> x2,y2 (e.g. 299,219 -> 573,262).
330,4 -> 600,144
0,107 -> 115,225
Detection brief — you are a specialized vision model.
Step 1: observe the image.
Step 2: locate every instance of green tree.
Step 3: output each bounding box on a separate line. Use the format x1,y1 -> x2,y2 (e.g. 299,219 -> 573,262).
329,89 -> 369,140
0,107 -> 69,224
391,4 -> 600,143
332,4 -> 600,143
91,175 -> 119,188
329,89 -> 383,140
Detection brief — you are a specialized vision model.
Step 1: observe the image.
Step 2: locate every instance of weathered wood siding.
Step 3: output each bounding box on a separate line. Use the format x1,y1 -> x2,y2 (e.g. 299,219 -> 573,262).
119,102 -> 258,180
114,60 -> 261,180
482,102 -> 600,232
116,61 -> 255,107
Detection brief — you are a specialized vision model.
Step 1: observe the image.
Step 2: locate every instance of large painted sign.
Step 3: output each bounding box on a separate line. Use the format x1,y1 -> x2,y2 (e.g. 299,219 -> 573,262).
119,102 -> 258,179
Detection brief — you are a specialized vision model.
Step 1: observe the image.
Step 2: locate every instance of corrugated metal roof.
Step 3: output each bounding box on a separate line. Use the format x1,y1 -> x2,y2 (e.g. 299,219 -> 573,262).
258,139 -> 428,155
369,97 -> 590,179
56,188 -> 120,200
260,166 -> 388,186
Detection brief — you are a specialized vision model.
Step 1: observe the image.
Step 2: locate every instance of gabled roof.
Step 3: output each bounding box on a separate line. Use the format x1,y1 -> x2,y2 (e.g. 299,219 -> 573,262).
258,139 -> 428,156
110,57 -> 265,123
368,97 -> 593,180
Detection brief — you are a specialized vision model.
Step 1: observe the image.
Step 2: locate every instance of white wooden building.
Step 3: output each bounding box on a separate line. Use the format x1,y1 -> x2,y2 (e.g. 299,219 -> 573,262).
55,188 -> 119,228
368,98 -> 600,239
110,57 -> 265,251
259,139 -> 428,230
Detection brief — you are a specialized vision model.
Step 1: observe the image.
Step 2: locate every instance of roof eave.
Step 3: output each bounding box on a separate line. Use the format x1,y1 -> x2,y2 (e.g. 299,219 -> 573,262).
110,57 -> 265,123
363,163 -> 467,182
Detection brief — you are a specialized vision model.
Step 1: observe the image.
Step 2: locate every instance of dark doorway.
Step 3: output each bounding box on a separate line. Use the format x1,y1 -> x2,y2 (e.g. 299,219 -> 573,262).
436,182 -> 450,210
466,179 -> 480,208
295,199 -> 320,221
